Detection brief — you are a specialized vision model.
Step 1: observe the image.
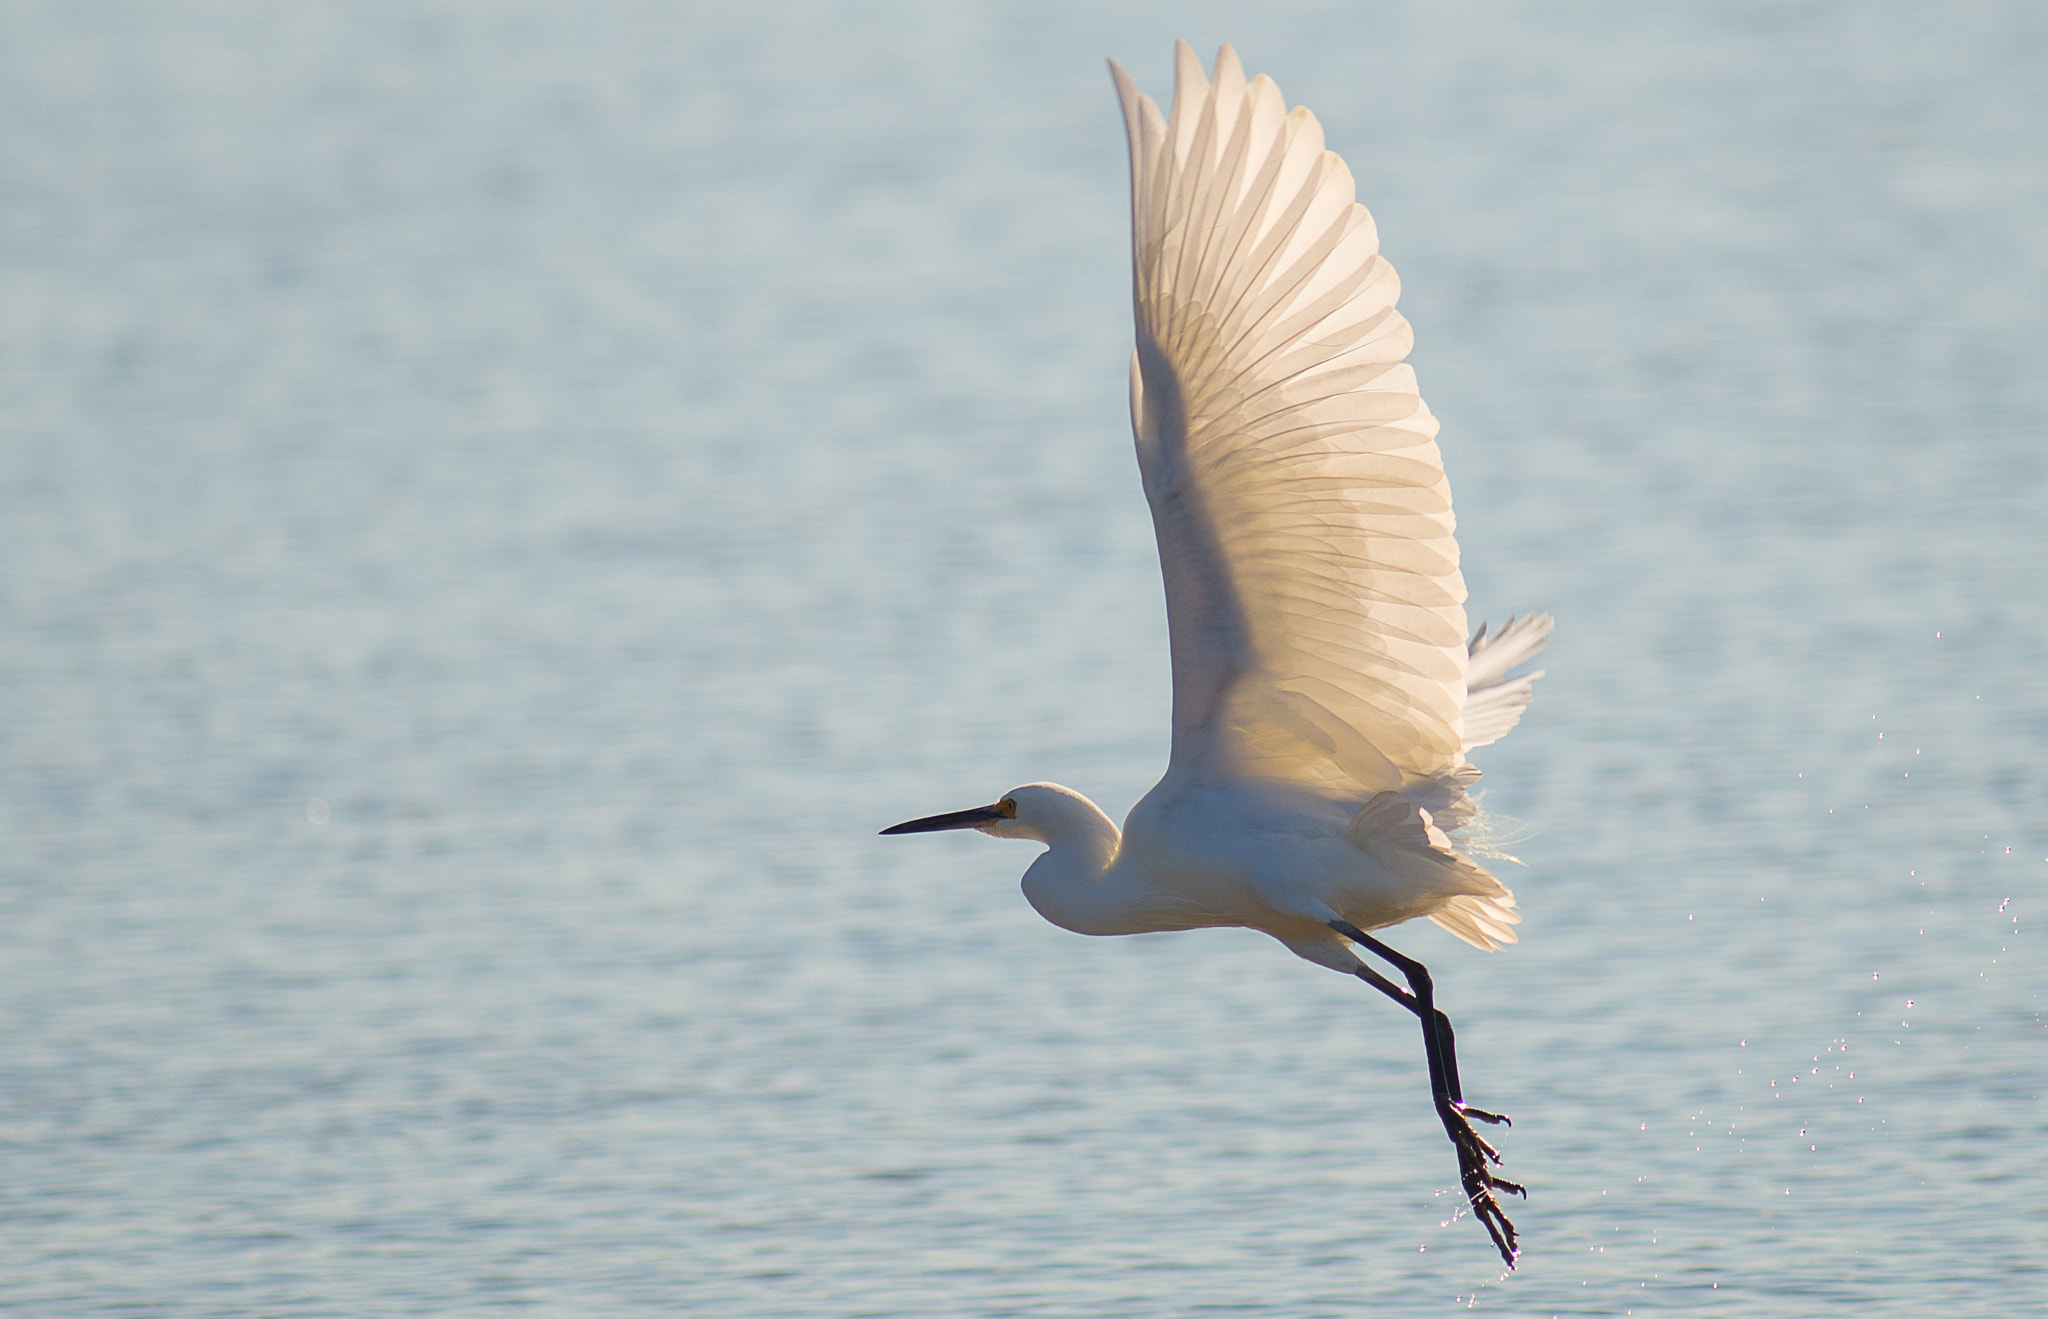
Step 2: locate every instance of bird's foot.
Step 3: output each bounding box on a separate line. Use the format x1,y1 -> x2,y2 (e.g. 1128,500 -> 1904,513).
1439,1099 -> 1523,1267
1463,1165 -> 1521,1268
1441,1103 -> 1505,1166
1456,1101 -> 1511,1127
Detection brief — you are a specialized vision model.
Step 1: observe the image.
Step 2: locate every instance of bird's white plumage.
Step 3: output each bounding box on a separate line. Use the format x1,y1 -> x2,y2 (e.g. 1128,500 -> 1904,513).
1107,42 -> 1537,948
1462,614 -> 1553,752
1111,45 -> 1468,810
889,44 -> 1551,957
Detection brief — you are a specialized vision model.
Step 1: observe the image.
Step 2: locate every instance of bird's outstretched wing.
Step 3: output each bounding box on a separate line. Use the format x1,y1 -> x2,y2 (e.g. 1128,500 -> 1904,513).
1111,43 -> 1471,808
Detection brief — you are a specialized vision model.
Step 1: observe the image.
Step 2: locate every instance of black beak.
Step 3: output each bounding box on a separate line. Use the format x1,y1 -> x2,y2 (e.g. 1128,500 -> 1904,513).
880,803 -> 1008,835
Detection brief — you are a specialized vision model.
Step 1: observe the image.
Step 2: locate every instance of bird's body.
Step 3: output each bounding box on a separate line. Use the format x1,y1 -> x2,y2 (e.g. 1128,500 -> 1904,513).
885,42 -> 1549,1267
1011,780 -> 1478,960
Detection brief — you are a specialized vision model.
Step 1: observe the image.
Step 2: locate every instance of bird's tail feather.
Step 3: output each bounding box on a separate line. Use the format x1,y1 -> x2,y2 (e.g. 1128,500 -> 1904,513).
1345,792 -> 1521,951
1428,891 -> 1521,950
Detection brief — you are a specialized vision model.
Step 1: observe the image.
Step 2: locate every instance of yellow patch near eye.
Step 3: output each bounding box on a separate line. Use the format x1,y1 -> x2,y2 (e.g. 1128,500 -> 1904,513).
998,798 -> 1018,817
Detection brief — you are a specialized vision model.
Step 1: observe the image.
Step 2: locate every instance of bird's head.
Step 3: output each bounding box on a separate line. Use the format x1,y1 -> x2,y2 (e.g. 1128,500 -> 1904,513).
880,782 -> 1103,845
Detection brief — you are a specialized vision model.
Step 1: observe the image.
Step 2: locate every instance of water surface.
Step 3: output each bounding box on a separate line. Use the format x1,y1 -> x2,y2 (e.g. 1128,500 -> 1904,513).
3,1 -> 2043,1314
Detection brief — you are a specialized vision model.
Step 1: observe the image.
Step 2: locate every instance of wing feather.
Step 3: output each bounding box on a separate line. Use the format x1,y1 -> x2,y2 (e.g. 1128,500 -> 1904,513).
1113,44 -> 1473,802
1462,614 -> 1554,751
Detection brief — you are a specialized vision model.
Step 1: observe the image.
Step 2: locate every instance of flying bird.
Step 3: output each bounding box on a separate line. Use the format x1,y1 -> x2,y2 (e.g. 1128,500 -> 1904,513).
883,42 -> 1550,1267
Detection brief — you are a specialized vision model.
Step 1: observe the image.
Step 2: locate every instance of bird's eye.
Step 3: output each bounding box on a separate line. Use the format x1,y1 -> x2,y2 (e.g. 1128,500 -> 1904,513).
998,798 -> 1018,817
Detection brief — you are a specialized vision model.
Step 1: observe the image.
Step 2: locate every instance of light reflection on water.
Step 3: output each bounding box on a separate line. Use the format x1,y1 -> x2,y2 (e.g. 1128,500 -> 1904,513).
2,2 -> 2043,1314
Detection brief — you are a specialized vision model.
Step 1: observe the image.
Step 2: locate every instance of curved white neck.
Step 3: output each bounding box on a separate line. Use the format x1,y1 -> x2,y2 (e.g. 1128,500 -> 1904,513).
1012,798 -> 1189,937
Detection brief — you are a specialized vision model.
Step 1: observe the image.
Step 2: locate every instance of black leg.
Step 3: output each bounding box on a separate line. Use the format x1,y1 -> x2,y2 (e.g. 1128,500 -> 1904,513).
1329,920 -> 1523,1268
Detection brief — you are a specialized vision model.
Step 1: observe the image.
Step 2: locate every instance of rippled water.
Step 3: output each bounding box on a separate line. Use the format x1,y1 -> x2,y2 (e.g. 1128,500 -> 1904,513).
4,2 -> 2043,1314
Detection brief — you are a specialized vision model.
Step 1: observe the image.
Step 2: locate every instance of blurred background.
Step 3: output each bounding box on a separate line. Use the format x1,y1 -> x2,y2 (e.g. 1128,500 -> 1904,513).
2,1 -> 2042,1314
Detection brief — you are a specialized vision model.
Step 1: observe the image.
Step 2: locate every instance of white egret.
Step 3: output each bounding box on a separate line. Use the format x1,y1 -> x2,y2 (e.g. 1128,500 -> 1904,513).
884,43 -> 1550,1267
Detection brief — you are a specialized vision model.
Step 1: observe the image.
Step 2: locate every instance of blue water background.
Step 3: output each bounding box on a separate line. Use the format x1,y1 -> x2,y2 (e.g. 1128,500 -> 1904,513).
3,1 -> 2043,1313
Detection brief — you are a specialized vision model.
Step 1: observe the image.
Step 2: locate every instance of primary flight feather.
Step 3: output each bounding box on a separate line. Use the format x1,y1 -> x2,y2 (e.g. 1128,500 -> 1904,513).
885,41 -> 1550,1268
